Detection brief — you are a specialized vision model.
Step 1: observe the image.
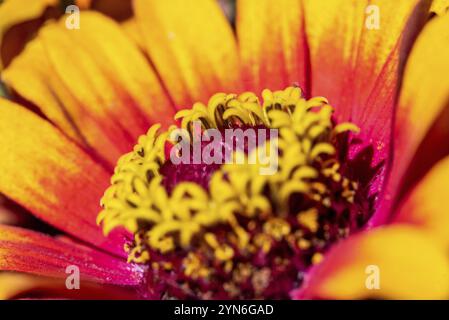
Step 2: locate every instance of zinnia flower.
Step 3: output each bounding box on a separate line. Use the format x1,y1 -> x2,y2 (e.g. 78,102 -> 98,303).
0,0 -> 449,300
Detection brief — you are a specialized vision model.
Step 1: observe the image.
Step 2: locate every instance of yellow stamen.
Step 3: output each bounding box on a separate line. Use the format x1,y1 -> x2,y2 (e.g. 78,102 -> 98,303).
205,233 -> 235,262
183,253 -> 210,279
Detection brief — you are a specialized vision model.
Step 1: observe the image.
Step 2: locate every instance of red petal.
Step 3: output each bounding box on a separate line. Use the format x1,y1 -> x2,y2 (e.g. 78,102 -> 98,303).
0,272 -> 140,300
374,13 -> 449,225
0,225 -> 143,286
303,0 -> 429,168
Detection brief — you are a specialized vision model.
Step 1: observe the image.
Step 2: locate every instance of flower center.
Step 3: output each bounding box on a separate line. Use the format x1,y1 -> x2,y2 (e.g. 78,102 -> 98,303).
98,87 -> 372,299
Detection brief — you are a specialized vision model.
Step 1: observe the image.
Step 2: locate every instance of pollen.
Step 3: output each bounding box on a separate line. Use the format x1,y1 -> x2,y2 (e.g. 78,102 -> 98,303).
98,86 -> 370,299
312,252 -> 324,265
297,208 -> 319,233
263,218 -> 291,241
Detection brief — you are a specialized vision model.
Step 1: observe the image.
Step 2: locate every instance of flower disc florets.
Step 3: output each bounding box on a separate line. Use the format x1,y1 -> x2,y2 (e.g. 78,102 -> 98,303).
98,87 -> 371,299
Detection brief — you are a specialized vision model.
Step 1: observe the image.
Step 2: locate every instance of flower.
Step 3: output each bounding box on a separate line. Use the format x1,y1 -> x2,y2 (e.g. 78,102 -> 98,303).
0,0 -> 449,300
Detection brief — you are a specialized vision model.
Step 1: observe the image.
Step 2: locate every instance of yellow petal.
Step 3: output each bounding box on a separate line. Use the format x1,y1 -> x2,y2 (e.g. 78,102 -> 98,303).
133,0 -> 242,108
0,273 -> 47,300
0,0 -> 59,69
236,0 -> 308,93
3,12 -> 176,166
430,0 -> 449,15
381,13 -> 449,215
394,156 -> 449,249
63,12 -> 175,126
299,225 -> 449,299
2,39 -> 85,144
121,18 -> 146,51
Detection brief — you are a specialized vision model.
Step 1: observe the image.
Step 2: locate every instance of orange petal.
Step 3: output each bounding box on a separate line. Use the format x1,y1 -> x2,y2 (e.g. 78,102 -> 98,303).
0,273 -> 139,300
0,0 -> 59,69
38,14 -> 174,161
0,99 -> 122,254
0,225 -> 142,286
303,0 -> 429,152
2,39 -> 86,145
378,13 -> 449,222
60,12 -> 175,126
121,18 -> 146,52
3,12 -> 175,166
394,156 -> 449,248
297,225 -> 449,299
236,0 -> 309,94
133,0 -> 242,108
430,0 -> 449,15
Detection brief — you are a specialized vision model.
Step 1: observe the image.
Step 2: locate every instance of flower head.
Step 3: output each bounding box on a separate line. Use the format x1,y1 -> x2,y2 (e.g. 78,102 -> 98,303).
0,0 -> 449,300
98,86 -> 368,298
